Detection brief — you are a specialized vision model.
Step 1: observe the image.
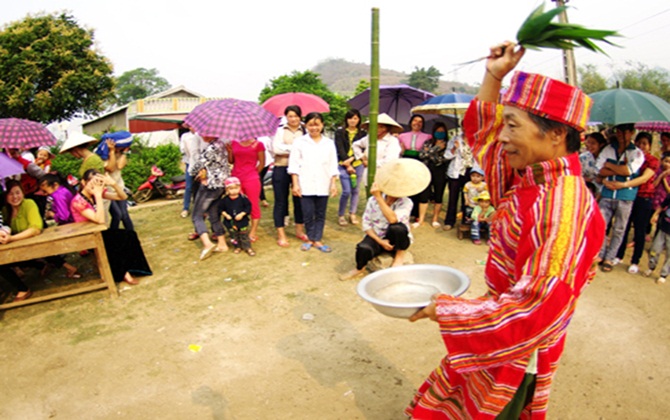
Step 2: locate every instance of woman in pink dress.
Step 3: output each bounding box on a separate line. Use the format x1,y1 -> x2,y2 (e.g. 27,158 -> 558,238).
229,139 -> 265,242
398,114 -> 432,227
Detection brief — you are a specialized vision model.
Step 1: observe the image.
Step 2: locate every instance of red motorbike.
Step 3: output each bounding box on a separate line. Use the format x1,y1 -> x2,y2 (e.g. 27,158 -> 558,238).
133,166 -> 186,203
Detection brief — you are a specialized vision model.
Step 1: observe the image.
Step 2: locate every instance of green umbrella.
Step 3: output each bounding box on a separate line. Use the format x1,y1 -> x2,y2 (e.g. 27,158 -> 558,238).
589,88 -> 670,125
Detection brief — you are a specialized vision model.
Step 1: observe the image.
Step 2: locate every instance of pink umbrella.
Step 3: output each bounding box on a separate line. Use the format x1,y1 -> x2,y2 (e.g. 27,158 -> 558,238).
0,118 -> 57,149
184,99 -> 280,140
634,121 -> 670,132
261,92 -> 330,117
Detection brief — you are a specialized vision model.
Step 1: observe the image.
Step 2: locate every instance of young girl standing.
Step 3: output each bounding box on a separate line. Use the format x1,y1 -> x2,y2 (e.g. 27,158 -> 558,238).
288,112 -> 339,253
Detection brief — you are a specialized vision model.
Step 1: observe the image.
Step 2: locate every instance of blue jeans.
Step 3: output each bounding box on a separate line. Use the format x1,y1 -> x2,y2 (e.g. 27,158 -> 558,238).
183,164 -> 196,212
110,200 -> 134,230
272,166 -> 303,227
598,198 -> 634,262
471,220 -> 489,240
301,196 -> 328,242
338,164 -> 364,217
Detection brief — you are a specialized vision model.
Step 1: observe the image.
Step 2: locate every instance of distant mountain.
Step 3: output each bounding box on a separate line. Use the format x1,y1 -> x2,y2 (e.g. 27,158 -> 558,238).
313,58 -> 477,97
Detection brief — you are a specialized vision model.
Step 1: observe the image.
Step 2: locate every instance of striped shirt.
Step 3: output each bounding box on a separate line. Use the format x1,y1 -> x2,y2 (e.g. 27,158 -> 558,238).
406,100 -> 606,419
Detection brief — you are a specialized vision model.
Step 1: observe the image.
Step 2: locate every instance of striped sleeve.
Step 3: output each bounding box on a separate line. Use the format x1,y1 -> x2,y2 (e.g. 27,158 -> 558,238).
463,100 -> 516,209
433,176 -> 602,372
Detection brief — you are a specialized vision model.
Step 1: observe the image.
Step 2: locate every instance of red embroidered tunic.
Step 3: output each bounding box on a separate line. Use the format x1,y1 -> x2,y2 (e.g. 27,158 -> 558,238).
406,101 -> 605,419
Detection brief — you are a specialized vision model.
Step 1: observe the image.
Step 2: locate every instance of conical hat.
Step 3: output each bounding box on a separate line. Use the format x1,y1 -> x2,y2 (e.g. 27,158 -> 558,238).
375,158 -> 431,197
361,113 -> 404,134
59,132 -> 97,154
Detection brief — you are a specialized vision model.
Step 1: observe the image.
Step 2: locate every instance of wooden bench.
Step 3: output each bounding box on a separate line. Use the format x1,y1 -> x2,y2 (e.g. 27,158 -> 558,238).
0,222 -> 117,310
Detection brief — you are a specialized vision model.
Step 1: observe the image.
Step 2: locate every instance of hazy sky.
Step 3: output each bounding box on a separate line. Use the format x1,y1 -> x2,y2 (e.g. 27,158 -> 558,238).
4,0 -> 670,102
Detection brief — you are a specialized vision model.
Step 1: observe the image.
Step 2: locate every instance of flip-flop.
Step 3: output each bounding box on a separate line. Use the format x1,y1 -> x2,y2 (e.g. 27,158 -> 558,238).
300,243 -> 313,251
246,248 -> 256,257
296,234 -> 309,242
277,240 -> 290,248
200,246 -> 216,261
188,232 -> 199,241
601,262 -> 614,273
315,244 -> 332,253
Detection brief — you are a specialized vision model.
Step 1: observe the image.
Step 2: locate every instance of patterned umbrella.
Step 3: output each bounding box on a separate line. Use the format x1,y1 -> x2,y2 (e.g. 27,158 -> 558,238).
0,118 -> 57,149
184,99 -> 280,140
261,92 -> 330,117
634,121 -> 670,132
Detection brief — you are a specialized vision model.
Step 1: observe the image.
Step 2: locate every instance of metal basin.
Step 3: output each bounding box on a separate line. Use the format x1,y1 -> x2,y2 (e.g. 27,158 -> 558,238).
357,264 -> 470,319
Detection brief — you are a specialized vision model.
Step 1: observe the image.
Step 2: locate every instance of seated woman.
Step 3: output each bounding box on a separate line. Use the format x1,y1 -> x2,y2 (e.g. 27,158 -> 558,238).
339,159 -> 430,280
70,169 -> 152,285
0,180 -> 80,302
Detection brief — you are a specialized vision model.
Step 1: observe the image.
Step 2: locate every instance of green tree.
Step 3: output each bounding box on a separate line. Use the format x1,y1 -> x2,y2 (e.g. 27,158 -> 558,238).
405,66 -> 443,93
115,67 -> 171,105
0,12 -> 114,123
258,70 -> 348,130
354,79 -> 370,95
578,64 -> 608,94
615,62 -> 670,103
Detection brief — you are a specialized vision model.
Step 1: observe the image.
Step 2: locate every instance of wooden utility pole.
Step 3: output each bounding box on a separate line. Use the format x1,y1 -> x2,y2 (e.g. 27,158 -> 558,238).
367,8 -> 380,195
553,0 -> 577,86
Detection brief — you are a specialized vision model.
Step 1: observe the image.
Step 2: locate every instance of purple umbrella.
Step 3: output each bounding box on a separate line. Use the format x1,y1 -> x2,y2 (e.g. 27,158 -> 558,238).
347,85 -> 436,126
0,118 -> 57,149
184,99 -> 280,140
0,153 -> 25,179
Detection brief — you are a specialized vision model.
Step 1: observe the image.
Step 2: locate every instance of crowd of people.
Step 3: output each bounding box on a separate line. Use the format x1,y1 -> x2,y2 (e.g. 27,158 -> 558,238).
1,131 -> 152,302
3,39 -> 667,416
579,123 -> 670,283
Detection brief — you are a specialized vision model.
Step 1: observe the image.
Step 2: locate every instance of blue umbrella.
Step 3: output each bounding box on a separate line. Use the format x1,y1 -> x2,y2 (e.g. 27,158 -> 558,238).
347,84 -> 435,125
410,93 -> 475,116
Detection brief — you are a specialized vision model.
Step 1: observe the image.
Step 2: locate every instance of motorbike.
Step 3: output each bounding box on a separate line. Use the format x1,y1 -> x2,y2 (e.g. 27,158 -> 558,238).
132,166 -> 186,204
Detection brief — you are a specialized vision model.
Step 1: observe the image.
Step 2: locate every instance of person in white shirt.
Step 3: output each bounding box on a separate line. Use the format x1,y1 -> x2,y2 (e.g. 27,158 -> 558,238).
352,113 -> 403,188
288,112 -> 339,253
180,122 -> 206,218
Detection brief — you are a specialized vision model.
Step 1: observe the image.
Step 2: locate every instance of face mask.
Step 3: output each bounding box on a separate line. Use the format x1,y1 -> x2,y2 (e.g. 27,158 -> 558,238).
434,131 -> 446,140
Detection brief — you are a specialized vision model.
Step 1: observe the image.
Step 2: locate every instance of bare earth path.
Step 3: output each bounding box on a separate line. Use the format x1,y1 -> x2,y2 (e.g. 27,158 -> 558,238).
1,198 -> 668,419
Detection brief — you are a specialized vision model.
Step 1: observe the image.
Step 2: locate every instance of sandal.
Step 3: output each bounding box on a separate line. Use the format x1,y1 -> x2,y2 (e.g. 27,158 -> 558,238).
338,216 -> 348,226
233,248 -> 242,254
249,235 -> 258,243
246,248 -> 256,257
296,234 -> 309,242
277,240 -> 290,248
66,270 -> 82,279
315,244 -> 332,253
13,290 -> 33,302
200,246 -> 216,261
349,214 -> 359,225
188,232 -> 199,241
301,243 -> 313,251
601,262 -> 614,273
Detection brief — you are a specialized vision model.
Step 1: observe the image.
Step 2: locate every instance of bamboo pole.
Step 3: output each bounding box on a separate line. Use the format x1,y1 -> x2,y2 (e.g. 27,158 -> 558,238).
367,7 -> 380,196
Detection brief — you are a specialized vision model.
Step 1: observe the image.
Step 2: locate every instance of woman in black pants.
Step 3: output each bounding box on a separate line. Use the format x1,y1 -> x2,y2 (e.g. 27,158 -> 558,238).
419,122 -> 450,228
271,105 -> 307,247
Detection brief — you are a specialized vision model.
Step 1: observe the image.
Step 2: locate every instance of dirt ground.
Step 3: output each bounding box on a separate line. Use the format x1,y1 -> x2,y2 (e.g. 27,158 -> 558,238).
1,195 -> 669,419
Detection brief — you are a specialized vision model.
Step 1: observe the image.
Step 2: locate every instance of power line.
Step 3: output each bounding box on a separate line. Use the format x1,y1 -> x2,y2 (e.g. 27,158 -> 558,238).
619,8 -> 670,31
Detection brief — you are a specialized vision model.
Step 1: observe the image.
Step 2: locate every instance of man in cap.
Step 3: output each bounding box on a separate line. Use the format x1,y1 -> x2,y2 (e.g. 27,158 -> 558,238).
407,41 -> 605,419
